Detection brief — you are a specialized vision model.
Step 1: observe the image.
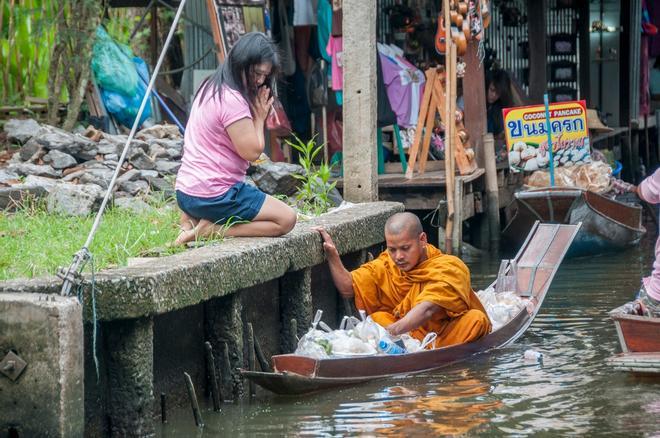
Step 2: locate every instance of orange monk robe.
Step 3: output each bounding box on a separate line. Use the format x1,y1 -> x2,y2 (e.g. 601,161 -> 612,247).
351,244 -> 491,348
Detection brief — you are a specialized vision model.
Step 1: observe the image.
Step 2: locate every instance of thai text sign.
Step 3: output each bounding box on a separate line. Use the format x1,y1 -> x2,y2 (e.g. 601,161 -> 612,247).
503,100 -> 590,173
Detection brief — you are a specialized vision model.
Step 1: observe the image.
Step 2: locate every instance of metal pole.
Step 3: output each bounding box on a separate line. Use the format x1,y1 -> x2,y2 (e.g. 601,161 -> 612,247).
60,0 -> 188,296
543,94 -> 555,187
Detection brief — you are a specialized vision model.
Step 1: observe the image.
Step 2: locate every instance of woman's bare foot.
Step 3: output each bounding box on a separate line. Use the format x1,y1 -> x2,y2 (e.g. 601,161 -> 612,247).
179,212 -> 199,232
174,229 -> 196,246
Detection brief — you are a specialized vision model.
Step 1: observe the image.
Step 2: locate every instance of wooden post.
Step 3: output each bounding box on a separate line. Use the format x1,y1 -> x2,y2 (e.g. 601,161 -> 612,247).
463,39 -> 487,168
452,176 -> 464,256
483,133 -> 500,247
343,0 -> 378,202
444,24 -> 457,255
527,0 -> 547,103
246,323 -> 256,398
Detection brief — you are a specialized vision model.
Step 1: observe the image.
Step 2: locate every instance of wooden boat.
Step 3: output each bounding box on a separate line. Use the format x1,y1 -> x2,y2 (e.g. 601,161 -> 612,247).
502,187 -> 645,257
607,303 -> 660,375
242,222 -> 580,395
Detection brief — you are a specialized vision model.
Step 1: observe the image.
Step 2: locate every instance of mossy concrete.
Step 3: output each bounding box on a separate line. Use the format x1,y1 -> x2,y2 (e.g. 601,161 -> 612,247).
0,293 -> 83,437
0,202 -> 404,436
105,317 -> 154,437
0,202 -> 403,321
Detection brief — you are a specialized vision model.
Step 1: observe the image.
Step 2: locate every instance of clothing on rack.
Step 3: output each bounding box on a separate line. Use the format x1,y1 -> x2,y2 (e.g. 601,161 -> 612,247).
294,0 -> 318,26
377,43 -> 425,128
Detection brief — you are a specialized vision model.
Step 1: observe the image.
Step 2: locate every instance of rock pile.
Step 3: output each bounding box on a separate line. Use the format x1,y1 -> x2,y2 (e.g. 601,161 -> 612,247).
1,119 -> 182,215
1,119 -> 343,217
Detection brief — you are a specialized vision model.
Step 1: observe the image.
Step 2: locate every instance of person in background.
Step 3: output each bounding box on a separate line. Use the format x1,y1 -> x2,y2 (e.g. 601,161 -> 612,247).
174,32 -> 297,246
313,213 -> 491,348
485,69 -> 515,163
634,168 -> 660,317
485,69 -> 514,139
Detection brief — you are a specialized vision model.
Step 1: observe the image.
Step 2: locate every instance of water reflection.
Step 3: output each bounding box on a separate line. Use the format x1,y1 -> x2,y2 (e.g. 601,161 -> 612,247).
160,239 -> 660,437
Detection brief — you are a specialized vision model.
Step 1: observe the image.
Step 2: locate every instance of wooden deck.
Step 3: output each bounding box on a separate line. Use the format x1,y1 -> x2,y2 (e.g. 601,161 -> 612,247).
336,168 -> 486,212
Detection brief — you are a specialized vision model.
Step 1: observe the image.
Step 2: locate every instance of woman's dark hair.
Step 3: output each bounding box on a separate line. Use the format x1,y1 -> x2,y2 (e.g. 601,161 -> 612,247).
196,32 -> 280,104
485,69 -> 514,108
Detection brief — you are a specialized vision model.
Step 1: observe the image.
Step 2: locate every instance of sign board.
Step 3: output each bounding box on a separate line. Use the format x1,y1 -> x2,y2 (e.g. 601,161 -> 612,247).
503,100 -> 590,173
207,1 -> 267,61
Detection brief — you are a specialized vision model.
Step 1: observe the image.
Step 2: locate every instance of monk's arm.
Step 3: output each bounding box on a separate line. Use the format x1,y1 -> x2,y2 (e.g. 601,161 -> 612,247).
326,250 -> 355,298
386,301 -> 441,336
313,227 -> 355,298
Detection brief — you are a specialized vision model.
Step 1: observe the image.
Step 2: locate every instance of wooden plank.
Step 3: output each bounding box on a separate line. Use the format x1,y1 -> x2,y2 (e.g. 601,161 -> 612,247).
463,39 -> 487,168
384,160 -> 444,174
206,0 -> 226,62
405,68 -> 436,179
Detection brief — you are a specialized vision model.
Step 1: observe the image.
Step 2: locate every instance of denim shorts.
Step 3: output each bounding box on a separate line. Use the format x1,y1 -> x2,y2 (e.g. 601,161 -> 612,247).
176,182 -> 267,225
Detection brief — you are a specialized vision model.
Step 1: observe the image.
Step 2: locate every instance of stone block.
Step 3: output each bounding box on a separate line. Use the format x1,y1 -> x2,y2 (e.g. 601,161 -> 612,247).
0,293 -> 83,437
47,183 -> 103,216
4,118 -> 40,144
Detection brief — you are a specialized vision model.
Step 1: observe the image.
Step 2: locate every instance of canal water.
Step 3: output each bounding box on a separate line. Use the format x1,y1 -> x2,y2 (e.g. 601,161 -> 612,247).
159,236 -> 660,437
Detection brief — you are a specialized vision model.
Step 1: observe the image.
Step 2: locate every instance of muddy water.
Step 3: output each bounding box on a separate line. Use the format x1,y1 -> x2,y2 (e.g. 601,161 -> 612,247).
159,238 -> 660,437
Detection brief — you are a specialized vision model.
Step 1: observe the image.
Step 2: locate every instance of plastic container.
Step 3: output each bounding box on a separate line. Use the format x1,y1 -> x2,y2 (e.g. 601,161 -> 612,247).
523,349 -> 543,362
612,160 -> 622,177
378,339 -> 406,355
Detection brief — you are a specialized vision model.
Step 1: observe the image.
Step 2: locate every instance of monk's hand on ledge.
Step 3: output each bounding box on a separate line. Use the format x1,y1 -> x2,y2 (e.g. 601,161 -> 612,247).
311,226 -> 339,258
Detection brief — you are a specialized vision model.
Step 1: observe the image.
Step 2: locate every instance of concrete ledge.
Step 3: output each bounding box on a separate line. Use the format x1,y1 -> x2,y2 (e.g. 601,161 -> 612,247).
0,293 -> 83,437
0,202 -> 403,321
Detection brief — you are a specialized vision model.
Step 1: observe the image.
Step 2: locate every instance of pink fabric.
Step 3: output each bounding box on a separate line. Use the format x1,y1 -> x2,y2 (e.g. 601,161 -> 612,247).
639,167 -> 660,301
175,85 -> 253,198
326,36 -> 343,91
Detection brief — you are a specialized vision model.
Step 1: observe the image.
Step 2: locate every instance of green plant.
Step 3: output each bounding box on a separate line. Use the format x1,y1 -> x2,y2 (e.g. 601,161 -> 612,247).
286,134 -> 337,216
1,0 -> 57,105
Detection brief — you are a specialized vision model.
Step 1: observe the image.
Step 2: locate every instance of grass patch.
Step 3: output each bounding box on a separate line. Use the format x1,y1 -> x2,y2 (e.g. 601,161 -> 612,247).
0,195 -> 182,281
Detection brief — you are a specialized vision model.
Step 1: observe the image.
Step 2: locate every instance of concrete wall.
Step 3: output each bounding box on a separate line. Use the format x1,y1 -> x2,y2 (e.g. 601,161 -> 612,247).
0,202 -> 402,437
0,294 -> 83,437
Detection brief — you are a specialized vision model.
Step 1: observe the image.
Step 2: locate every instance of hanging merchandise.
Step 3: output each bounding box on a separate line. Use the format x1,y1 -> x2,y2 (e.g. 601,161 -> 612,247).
317,0 -> 333,62
331,0 -> 342,36
326,35 -> 344,92
276,0 -> 296,75
293,0 -> 318,26
306,59 -> 329,109
377,43 -> 425,128
266,97 -> 293,137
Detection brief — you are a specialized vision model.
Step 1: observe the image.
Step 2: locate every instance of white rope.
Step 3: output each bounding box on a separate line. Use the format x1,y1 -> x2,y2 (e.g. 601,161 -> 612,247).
60,0 -> 189,295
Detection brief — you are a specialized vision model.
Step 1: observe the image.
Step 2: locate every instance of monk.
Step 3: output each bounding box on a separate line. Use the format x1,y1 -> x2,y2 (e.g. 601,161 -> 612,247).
313,212 -> 491,349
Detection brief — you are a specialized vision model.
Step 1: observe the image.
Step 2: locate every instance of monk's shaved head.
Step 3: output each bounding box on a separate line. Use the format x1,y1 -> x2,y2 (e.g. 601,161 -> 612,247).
385,212 -> 423,238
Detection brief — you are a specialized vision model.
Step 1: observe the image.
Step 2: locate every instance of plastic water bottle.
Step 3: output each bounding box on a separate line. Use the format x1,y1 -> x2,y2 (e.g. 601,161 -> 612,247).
378,339 -> 406,355
523,349 -> 543,362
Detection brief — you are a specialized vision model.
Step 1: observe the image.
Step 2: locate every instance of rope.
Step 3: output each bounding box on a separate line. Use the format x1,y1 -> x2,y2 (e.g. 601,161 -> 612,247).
59,0 -> 189,296
158,46 -> 214,75
75,253 -> 100,381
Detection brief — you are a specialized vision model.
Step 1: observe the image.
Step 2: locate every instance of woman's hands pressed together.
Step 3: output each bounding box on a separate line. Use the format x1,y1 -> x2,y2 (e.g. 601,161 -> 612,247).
252,85 -> 274,122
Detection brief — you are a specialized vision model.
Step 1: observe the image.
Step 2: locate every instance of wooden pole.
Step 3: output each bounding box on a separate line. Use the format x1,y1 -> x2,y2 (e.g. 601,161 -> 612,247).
449,44 -> 460,254
483,133 -> 500,247
221,342 -> 232,401
444,41 -> 457,254
246,322 -> 256,398
253,336 -> 272,373
204,342 -> 222,412
184,372 -> 204,428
